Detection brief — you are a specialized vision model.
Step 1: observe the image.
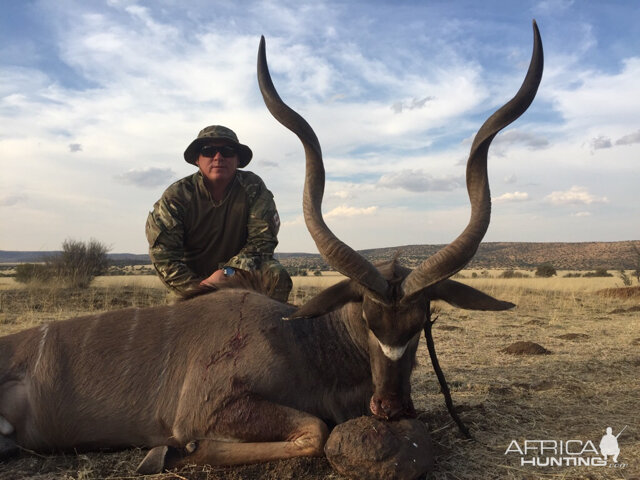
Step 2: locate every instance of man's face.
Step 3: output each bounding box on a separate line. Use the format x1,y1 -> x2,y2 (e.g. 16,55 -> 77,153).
196,141 -> 239,187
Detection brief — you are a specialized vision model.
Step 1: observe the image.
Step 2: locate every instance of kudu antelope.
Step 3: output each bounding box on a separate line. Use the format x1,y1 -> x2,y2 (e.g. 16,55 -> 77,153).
0,22 -> 542,473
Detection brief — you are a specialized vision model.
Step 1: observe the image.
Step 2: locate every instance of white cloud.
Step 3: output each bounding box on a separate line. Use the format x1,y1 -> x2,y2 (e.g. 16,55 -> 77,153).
282,215 -> 304,227
324,205 -> 378,219
547,58 -> 640,131
572,211 -> 591,217
114,167 -> 176,188
378,170 -> 464,193
332,190 -> 353,199
615,129 -> 640,146
2,2 -> 639,252
534,0 -> 575,14
0,193 -> 28,207
494,191 -> 529,203
391,96 -> 435,114
590,135 -> 612,151
492,129 -> 549,151
544,186 -> 608,205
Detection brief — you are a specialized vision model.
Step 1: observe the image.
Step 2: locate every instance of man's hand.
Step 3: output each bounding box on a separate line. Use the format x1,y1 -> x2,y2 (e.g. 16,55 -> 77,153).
199,269 -> 228,287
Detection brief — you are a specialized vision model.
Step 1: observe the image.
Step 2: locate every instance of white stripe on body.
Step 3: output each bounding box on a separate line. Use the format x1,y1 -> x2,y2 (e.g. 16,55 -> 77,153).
34,324 -> 50,373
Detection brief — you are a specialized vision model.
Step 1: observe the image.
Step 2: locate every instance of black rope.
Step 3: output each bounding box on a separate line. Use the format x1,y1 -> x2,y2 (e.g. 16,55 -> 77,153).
423,309 -> 472,439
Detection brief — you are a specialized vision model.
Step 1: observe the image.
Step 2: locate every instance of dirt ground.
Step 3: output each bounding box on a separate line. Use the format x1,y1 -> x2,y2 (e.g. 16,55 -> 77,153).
0,282 -> 638,480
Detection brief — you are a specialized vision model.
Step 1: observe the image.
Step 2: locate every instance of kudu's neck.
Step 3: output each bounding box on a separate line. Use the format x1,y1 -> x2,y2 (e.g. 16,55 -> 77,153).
330,301 -> 370,361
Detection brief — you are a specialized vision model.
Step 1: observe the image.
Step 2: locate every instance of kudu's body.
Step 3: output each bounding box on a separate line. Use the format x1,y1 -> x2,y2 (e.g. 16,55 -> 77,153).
0,22 -> 542,473
0,288 -> 368,455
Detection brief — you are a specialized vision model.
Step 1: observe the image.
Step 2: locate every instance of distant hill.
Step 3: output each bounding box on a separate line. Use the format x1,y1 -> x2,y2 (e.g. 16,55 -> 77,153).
0,251 -> 150,265
2,241 -> 638,270
0,251 -> 62,263
359,241 -> 640,270
276,241 -> 640,271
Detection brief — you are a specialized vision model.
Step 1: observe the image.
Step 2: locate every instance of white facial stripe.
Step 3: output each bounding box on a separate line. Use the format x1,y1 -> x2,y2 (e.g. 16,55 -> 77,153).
377,339 -> 409,361
367,296 -> 391,306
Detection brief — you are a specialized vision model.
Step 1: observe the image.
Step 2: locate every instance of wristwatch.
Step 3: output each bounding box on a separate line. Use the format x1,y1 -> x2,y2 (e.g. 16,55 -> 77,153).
222,266 -> 236,277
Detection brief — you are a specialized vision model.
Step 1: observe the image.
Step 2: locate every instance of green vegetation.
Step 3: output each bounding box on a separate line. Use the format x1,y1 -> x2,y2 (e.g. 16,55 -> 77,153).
14,239 -> 110,288
582,268 -> 613,278
499,269 -> 529,279
619,268 -> 632,286
535,263 -> 557,278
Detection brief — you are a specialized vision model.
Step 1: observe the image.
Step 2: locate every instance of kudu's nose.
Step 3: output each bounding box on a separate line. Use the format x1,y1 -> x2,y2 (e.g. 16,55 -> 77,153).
370,394 -> 404,420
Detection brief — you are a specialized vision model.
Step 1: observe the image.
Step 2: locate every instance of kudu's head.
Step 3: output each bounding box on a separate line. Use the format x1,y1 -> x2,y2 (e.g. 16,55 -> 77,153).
258,22 -> 543,420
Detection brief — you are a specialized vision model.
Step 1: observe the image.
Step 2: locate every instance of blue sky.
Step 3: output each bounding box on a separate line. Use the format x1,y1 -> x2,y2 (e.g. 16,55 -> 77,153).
1,0 -> 639,254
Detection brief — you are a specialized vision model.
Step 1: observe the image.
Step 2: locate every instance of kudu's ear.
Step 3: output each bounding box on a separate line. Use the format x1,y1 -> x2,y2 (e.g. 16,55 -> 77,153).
286,279 -> 365,320
424,279 -> 515,311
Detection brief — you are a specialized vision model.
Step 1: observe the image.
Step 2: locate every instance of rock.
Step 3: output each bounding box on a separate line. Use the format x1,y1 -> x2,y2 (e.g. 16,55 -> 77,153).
324,416 -> 434,480
500,341 -> 551,355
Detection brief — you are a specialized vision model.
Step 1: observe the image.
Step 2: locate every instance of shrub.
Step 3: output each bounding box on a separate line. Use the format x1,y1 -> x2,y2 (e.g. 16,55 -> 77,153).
286,267 -> 308,276
583,268 -> 613,278
54,239 -> 110,288
500,269 -> 528,279
535,263 -> 556,278
19,239 -> 111,288
14,263 -> 54,284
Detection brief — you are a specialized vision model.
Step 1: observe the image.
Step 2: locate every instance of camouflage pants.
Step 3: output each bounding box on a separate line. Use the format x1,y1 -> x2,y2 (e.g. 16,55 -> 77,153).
260,259 -> 293,303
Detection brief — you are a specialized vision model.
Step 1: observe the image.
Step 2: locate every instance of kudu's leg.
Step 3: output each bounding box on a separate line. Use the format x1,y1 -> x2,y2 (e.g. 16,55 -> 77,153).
138,395 -> 329,473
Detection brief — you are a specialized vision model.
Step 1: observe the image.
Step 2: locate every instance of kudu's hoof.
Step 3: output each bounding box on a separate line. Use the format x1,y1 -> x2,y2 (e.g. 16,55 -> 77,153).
137,445 -> 175,474
136,442 -> 198,474
0,436 -> 18,459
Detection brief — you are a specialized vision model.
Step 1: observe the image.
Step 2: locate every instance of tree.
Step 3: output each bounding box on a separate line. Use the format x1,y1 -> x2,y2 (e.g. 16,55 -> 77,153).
535,263 -> 556,278
583,268 -> 613,278
618,269 -> 632,287
59,239 -> 110,288
633,243 -> 640,284
48,239 -> 110,288
14,239 -> 110,287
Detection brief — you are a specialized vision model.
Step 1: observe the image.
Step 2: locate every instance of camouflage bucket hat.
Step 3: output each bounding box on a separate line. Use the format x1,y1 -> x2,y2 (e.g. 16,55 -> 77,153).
184,125 -> 253,168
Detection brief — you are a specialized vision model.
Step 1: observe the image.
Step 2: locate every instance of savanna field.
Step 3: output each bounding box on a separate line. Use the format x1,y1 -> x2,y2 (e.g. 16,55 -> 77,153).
0,271 -> 638,480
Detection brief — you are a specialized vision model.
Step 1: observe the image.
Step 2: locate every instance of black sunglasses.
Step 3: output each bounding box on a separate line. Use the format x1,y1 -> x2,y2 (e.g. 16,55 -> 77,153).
200,145 -> 237,158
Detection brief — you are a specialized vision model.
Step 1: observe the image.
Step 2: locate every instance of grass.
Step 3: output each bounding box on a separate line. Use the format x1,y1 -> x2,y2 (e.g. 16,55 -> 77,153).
0,273 -> 638,479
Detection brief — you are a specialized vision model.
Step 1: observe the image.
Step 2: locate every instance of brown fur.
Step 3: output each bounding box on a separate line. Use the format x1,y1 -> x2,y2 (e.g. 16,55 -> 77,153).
181,269 -> 280,301
0,261 -> 513,472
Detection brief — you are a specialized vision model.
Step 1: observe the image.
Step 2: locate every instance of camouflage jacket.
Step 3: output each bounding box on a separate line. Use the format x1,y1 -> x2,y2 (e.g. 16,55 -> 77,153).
145,170 -> 281,296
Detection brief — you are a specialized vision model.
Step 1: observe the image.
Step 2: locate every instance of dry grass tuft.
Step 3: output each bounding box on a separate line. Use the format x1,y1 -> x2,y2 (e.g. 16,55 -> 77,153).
597,285 -> 640,299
